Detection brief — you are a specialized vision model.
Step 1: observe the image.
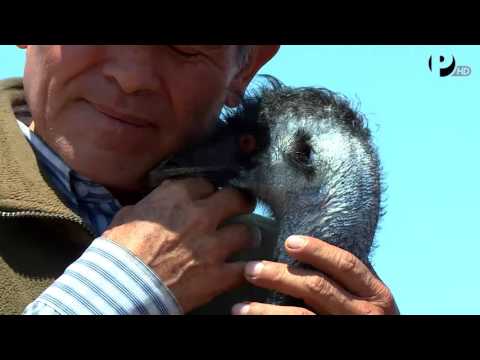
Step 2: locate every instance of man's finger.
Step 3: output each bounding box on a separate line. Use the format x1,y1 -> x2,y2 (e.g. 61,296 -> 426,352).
154,177 -> 216,201
232,302 -> 315,315
198,187 -> 256,227
207,224 -> 259,261
177,261 -> 247,313
213,261 -> 248,295
244,261 -> 369,314
284,235 -> 385,298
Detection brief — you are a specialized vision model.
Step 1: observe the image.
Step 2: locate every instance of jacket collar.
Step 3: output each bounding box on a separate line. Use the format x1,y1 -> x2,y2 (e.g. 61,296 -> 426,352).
0,77 -> 84,225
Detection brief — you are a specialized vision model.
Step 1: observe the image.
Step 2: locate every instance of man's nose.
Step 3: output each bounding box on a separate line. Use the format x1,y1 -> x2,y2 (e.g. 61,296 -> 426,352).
102,46 -> 161,95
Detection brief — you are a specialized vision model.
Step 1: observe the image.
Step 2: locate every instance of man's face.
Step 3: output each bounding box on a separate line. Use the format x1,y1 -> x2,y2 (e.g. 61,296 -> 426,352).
22,45 -> 259,191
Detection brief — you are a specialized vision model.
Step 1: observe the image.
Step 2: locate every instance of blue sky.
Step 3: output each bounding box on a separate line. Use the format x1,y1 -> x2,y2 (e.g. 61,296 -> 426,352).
1,45 -> 478,314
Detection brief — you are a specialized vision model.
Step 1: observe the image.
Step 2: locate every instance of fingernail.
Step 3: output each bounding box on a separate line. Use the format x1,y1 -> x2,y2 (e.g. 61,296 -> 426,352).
245,261 -> 264,278
232,303 -> 250,315
286,236 -> 307,249
249,226 -> 262,249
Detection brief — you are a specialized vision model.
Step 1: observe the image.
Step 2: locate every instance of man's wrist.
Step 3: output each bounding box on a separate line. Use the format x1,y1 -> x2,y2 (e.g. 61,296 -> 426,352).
97,237 -> 184,314
26,237 -> 183,315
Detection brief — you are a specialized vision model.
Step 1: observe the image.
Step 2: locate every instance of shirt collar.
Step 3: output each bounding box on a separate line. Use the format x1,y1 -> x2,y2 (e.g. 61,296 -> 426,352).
14,108 -> 121,208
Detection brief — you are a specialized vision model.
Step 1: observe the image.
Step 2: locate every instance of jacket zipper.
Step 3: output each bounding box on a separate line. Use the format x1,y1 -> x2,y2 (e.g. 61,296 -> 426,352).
0,209 -> 95,238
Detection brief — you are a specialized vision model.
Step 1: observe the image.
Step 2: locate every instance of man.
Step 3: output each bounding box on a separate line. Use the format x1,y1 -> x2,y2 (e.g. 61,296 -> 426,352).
0,45 -> 398,315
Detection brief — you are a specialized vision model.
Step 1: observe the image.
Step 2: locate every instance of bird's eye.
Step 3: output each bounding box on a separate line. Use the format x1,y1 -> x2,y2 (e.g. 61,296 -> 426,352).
239,133 -> 257,155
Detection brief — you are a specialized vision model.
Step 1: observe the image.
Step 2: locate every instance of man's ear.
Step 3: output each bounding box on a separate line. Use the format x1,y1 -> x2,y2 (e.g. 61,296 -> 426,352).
225,45 -> 280,107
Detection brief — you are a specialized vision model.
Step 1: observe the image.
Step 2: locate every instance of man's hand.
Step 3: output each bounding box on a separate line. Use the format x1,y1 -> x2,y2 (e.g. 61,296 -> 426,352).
232,235 -> 399,315
103,178 -> 257,313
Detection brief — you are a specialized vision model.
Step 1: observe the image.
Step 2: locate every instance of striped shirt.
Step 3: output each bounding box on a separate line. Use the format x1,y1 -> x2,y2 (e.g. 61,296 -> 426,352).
16,116 -> 182,315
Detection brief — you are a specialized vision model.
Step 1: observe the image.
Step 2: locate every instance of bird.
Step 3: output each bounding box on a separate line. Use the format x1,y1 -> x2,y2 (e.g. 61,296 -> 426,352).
148,75 -> 385,311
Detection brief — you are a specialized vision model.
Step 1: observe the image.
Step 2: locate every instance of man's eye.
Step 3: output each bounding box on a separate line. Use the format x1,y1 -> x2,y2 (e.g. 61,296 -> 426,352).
169,46 -> 201,58
169,45 -> 226,59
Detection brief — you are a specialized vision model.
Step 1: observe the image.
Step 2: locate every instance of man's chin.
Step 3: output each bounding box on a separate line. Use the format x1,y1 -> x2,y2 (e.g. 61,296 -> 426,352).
71,156 -> 152,191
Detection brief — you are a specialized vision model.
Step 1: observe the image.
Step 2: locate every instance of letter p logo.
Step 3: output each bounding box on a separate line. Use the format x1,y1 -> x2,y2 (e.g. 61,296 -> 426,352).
428,55 -> 456,77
